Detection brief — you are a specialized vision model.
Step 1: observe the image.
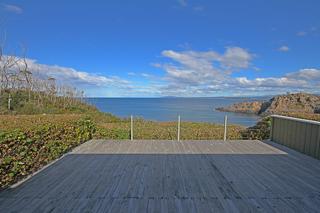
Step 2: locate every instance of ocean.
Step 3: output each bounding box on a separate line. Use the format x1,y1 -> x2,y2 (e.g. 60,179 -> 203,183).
86,97 -> 268,127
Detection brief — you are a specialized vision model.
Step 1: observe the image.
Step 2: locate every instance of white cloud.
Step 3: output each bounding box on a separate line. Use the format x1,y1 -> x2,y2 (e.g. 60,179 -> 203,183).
219,68 -> 320,94
11,58 -> 131,89
296,27 -> 319,37
162,47 -> 253,70
297,31 -> 307,36
235,77 -> 306,88
278,46 -> 290,52
177,0 -> 187,7
285,68 -> 320,81
177,0 -> 205,13
3,4 -> 22,14
193,6 -> 204,12
159,47 -> 254,87
141,73 -> 152,78
127,72 -> 136,76
220,47 -> 253,69
152,47 -> 320,96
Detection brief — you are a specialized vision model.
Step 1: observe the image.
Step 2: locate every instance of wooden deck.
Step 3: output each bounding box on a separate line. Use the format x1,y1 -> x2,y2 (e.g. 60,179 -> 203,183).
1,140 -> 320,212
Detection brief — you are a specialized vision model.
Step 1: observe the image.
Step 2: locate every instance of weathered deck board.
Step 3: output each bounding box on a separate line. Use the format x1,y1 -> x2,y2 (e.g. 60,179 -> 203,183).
1,140 -> 320,212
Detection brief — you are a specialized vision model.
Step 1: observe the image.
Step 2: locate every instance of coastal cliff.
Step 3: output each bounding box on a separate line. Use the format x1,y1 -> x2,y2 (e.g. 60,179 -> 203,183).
216,93 -> 320,115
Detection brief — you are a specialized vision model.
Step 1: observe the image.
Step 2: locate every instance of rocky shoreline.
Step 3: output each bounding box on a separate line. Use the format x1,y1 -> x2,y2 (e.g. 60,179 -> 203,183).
216,93 -> 320,116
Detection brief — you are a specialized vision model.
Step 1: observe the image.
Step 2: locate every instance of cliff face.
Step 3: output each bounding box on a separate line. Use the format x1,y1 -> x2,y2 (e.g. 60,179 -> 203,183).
216,101 -> 263,114
263,93 -> 320,115
216,93 -> 320,115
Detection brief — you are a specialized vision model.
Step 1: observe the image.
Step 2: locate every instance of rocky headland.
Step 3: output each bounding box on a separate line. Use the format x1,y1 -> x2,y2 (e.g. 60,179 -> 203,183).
216,93 -> 320,116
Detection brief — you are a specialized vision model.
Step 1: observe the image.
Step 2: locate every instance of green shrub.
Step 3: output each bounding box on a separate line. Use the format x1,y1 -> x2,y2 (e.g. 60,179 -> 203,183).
0,118 -> 95,189
241,117 -> 271,140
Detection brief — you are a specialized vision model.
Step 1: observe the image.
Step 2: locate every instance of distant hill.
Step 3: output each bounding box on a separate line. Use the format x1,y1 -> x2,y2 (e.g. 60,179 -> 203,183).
216,93 -> 320,115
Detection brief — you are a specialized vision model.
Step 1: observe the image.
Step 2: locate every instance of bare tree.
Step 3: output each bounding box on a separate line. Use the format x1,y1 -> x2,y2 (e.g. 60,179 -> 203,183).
18,49 -> 33,101
0,39 -> 85,113
0,43 -> 21,109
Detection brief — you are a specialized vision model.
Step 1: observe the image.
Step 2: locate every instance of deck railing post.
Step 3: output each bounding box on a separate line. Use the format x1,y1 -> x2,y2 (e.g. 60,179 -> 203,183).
224,115 -> 228,141
269,116 -> 274,141
177,115 -> 181,141
130,115 -> 133,141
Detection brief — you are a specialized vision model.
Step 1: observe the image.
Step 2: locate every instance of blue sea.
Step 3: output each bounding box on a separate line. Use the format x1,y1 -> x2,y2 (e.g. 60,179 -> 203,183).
86,97 -> 269,127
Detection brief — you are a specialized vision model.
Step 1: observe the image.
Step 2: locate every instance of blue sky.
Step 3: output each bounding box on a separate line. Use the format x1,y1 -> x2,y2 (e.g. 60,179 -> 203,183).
1,0 -> 320,97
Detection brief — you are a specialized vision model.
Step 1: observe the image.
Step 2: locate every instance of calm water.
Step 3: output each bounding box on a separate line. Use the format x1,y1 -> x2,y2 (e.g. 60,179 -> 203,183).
86,97 -> 268,127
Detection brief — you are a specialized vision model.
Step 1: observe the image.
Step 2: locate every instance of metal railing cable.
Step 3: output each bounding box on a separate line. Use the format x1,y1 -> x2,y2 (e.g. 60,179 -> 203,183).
127,114 -> 264,141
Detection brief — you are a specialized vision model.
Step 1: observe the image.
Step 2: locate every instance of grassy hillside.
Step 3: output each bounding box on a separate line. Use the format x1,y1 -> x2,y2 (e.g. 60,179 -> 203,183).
278,112 -> 320,122
0,90 -> 98,115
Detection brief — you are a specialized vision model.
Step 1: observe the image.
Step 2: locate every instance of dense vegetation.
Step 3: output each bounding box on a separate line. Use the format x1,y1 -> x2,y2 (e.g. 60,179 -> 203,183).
0,115 -> 95,188
240,117 -> 272,140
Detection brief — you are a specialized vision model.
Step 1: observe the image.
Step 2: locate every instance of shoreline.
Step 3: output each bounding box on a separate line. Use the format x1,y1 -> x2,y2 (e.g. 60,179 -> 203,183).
85,97 -> 262,127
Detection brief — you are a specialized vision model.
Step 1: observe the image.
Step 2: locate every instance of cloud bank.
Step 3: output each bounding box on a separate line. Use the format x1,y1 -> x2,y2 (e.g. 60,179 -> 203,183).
29,60 -> 129,87
8,46 -> 320,97
153,47 -> 320,96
